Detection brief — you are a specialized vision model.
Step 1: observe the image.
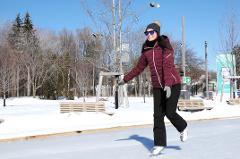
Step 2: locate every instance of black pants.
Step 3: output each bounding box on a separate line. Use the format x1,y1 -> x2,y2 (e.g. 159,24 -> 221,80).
153,84 -> 187,146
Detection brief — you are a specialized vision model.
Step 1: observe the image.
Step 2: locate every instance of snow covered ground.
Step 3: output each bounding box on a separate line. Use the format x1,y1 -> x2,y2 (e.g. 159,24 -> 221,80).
0,94 -> 240,141
1,118 -> 239,159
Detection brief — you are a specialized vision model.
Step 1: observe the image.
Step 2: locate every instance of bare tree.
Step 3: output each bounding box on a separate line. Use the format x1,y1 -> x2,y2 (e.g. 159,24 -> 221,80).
20,28 -> 56,97
55,29 -> 77,99
233,45 -> 240,89
218,8 -> 239,97
233,45 -> 240,75
76,28 -> 110,96
172,40 -> 205,80
80,0 -> 135,71
74,60 -> 92,102
0,45 -> 15,106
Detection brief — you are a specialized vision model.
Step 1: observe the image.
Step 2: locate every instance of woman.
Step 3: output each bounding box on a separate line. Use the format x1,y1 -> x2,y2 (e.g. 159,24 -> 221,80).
119,22 -> 188,156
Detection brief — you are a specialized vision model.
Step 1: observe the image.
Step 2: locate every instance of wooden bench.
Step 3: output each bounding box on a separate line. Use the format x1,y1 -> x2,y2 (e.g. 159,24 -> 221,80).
227,98 -> 240,105
178,99 -> 212,111
60,102 -> 105,113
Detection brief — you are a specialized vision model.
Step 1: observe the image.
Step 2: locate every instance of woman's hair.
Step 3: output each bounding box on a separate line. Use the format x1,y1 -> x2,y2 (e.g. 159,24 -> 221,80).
145,22 -> 161,36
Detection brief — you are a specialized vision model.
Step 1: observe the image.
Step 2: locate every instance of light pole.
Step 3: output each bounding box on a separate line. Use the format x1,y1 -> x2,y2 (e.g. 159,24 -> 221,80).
115,1 -> 160,72
181,16 -> 186,77
231,48 -> 236,99
205,41 -> 209,99
112,0 -> 117,71
181,16 -> 186,92
112,0 -> 160,104
150,2 -> 160,8
118,0 -> 123,73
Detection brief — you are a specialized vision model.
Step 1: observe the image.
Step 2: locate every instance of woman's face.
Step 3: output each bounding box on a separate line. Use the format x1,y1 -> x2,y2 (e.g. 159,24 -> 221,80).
145,29 -> 158,41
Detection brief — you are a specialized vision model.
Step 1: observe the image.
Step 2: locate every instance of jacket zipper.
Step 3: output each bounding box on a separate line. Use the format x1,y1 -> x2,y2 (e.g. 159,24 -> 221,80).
171,72 -> 177,82
153,48 -> 163,88
164,51 -> 176,84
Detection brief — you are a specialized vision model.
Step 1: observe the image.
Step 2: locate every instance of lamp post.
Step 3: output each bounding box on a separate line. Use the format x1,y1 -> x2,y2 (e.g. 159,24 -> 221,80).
150,2 -> 160,8
181,16 -> 186,91
116,1 -> 160,73
112,0 -> 160,104
205,41 -> 209,99
231,48 -> 237,99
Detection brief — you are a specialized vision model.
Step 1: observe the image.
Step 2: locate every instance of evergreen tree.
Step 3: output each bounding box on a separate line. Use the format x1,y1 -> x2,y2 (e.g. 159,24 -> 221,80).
23,12 -> 33,31
8,13 -> 23,51
23,11 -> 39,51
22,12 -> 42,97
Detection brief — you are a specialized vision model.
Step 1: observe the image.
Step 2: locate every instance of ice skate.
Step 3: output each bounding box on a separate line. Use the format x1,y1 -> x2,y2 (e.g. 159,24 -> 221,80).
180,127 -> 188,142
150,146 -> 164,156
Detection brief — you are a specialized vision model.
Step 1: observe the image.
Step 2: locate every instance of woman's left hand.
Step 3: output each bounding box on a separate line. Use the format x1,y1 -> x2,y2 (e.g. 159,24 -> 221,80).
164,86 -> 171,98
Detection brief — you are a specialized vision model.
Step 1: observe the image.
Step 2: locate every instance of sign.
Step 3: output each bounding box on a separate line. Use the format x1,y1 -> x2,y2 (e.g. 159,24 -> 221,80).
183,76 -> 191,84
216,54 -> 235,94
237,90 -> 240,97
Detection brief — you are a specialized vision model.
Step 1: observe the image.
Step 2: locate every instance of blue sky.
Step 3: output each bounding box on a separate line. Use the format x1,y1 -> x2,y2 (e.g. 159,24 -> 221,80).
0,0 -> 240,71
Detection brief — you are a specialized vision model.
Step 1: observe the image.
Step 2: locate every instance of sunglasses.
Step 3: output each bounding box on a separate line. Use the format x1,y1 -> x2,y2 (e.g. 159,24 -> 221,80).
144,30 -> 156,36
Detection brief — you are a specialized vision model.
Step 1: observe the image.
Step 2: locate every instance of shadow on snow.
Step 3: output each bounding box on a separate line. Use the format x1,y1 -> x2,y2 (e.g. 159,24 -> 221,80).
116,134 -> 181,152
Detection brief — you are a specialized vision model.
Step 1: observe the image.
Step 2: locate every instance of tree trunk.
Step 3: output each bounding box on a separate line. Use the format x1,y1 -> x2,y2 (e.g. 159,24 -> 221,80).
3,92 -> 6,107
7,79 -> 10,98
67,69 -> 70,98
134,82 -> 137,97
148,82 -> 151,97
17,66 -> 19,97
27,66 -> 31,96
139,75 -> 142,96
92,66 -> 95,96
83,90 -> 86,102
12,70 -> 16,97
32,83 -> 36,98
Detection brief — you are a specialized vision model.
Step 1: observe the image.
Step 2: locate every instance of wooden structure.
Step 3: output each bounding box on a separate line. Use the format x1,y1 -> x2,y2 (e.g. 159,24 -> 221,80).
220,76 -> 240,102
96,71 -> 129,108
60,102 -> 105,113
178,99 -> 213,111
227,98 -> 240,105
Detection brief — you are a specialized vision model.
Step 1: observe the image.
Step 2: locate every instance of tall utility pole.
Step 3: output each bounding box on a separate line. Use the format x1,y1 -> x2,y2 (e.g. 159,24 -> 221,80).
181,16 -> 186,77
112,0 -> 116,66
118,0 -> 123,73
205,41 -> 209,99
181,16 -> 186,89
231,50 -> 236,98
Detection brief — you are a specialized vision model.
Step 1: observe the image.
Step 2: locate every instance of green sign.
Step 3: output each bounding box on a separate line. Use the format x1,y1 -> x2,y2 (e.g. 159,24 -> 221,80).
183,76 -> 191,84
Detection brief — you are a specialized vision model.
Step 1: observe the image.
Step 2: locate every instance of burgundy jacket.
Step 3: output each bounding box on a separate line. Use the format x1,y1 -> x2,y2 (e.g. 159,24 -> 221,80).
123,36 -> 181,88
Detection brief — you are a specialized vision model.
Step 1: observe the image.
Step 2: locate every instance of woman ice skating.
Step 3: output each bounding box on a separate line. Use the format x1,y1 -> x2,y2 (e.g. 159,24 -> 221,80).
118,21 -> 188,156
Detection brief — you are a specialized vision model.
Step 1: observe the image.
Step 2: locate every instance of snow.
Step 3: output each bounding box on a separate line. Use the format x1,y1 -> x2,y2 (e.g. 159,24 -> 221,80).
0,95 -> 240,140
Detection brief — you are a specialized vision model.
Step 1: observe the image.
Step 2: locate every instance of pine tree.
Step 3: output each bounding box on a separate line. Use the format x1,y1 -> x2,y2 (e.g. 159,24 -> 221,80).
22,12 -> 41,97
8,13 -> 23,51
23,11 -> 39,49
23,12 -> 33,31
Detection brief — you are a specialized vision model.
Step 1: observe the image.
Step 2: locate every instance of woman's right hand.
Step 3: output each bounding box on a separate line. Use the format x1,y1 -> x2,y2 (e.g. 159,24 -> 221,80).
118,79 -> 125,85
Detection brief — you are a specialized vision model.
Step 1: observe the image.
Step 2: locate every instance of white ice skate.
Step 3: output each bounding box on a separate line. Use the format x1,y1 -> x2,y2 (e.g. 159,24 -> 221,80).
180,127 -> 188,142
150,146 -> 164,156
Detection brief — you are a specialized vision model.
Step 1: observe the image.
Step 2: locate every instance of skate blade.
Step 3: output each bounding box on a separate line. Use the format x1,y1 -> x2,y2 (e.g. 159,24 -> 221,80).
150,152 -> 162,157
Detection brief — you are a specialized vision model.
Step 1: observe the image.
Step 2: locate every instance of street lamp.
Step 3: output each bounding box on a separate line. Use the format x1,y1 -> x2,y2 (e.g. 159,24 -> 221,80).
117,0 -> 160,73
205,41 -> 209,99
150,2 -> 160,8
